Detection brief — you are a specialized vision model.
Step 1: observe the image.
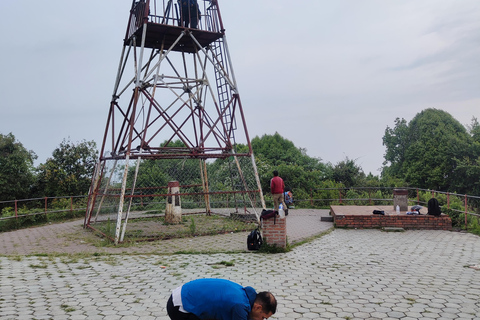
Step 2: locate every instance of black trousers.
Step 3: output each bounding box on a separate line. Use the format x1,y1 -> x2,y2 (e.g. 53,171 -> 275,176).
167,295 -> 201,320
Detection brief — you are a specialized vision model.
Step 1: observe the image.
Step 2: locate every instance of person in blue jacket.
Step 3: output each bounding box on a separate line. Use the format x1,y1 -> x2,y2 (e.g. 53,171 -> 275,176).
166,278 -> 277,320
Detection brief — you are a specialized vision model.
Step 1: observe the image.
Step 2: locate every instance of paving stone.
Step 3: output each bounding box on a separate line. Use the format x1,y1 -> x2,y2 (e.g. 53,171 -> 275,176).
1,211 -> 480,319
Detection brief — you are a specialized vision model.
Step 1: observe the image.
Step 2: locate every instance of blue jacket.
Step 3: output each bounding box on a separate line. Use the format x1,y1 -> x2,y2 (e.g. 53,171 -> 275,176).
181,279 -> 257,320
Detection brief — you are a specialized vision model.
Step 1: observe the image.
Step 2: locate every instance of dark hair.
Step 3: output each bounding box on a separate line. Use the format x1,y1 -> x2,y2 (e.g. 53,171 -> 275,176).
255,292 -> 277,314
273,170 -> 279,177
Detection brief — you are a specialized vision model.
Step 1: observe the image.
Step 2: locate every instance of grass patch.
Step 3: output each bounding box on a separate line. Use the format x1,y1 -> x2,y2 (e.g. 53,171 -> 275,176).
258,242 -> 289,254
61,304 -> 76,312
94,214 -> 257,244
28,263 -> 48,269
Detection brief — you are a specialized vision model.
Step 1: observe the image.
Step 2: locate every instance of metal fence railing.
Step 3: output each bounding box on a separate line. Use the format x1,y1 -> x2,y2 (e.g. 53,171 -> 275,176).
1,187 -> 480,232
126,0 -> 223,40
0,196 -> 88,221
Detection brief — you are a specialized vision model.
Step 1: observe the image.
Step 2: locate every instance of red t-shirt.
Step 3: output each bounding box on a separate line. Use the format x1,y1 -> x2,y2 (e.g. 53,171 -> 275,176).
270,176 -> 284,194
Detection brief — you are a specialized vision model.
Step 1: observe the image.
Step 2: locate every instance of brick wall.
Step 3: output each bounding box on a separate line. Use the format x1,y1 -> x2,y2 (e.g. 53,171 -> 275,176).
334,214 -> 452,230
261,216 -> 287,248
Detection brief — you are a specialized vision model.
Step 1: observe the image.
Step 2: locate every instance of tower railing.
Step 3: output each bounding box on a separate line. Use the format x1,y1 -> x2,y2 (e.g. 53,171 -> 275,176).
126,0 -> 223,41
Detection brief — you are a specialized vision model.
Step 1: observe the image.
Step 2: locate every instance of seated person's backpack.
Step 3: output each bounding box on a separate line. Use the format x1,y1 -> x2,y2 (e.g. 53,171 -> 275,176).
284,191 -> 293,204
427,198 -> 441,216
247,228 -> 262,250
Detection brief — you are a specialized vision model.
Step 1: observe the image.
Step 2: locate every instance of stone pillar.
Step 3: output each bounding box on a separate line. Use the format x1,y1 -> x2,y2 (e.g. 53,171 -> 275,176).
261,215 -> 287,248
393,189 -> 408,212
165,181 -> 182,224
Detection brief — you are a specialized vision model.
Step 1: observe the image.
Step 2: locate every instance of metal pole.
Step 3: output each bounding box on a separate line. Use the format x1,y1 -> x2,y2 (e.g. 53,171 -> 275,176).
200,159 -> 211,215
120,156 -> 141,242
94,160 -> 119,223
115,156 -> 130,245
251,154 -> 265,210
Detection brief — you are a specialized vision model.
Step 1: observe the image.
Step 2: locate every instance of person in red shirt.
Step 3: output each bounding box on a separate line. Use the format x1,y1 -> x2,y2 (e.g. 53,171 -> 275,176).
270,170 -> 287,214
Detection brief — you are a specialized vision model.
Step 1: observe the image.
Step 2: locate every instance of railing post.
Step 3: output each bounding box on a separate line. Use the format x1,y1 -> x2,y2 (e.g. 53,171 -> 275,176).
447,192 -> 450,209
465,194 -> 468,231
44,197 -> 49,220
70,197 -> 73,213
369,189 -> 372,205
15,200 -> 18,219
417,188 -> 419,204
310,189 -> 313,208
339,190 -> 342,204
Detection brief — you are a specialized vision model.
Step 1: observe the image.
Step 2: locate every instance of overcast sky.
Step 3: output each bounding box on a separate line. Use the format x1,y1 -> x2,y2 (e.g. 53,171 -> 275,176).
1,0 -> 479,175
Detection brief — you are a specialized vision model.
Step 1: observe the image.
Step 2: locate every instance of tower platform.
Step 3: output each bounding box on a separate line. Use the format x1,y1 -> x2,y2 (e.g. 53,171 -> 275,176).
129,23 -> 223,52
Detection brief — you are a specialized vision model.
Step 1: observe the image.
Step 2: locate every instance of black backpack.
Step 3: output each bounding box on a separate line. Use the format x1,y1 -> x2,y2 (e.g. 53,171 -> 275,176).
247,229 -> 262,250
427,198 -> 441,216
260,209 -> 277,224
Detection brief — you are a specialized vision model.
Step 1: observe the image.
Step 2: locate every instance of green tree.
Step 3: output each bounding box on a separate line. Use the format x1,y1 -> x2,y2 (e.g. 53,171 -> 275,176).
382,108 -> 471,191
468,117 -> 480,143
450,117 -> 480,195
382,117 -> 409,178
128,140 -> 202,192
35,139 -> 98,196
330,157 -> 366,188
251,132 -> 326,172
249,133 -> 330,203
0,133 -> 37,202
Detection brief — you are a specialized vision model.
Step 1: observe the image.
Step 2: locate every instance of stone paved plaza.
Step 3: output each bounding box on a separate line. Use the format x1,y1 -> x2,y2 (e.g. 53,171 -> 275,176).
1,210 -> 480,319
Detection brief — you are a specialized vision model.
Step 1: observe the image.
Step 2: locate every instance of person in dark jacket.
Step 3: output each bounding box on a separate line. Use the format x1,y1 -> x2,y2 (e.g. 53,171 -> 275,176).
166,278 -> 277,320
179,0 -> 201,28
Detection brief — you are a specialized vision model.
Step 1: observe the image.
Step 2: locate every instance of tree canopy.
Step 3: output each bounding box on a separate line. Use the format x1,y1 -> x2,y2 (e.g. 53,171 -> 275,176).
330,157 -> 366,188
0,133 -> 37,201
251,132 -> 326,172
35,139 -> 98,197
382,108 -> 472,191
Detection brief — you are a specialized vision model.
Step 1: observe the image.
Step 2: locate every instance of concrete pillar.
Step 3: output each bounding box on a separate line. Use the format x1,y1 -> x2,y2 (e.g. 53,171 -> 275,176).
165,181 -> 182,224
393,189 -> 408,212
261,215 -> 287,248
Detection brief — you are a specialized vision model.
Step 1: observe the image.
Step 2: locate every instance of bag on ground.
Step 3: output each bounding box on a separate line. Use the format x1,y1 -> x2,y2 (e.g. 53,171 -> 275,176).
247,228 -> 262,250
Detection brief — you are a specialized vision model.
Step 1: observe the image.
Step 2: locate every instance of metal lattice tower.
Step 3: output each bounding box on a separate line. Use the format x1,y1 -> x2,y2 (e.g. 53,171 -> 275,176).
84,0 -> 265,244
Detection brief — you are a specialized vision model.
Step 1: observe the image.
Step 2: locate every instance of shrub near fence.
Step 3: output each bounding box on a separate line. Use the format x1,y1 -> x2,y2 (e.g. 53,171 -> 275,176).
0,196 -> 88,232
307,187 -> 394,208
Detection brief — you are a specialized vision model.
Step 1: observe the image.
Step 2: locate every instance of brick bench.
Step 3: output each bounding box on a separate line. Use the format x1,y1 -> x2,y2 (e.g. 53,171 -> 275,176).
331,205 -> 452,230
